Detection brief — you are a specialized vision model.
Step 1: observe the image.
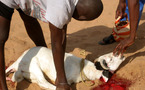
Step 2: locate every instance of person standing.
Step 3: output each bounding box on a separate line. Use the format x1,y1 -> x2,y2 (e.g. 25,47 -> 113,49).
98,0 -> 144,45
0,0 -> 103,90
114,0 -> 145,55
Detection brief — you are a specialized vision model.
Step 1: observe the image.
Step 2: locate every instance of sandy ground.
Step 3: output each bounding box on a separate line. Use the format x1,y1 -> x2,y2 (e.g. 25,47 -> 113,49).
5,0 -> 145,90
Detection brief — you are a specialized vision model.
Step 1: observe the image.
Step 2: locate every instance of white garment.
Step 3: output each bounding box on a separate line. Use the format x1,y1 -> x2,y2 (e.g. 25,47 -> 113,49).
0,0 -> 78,29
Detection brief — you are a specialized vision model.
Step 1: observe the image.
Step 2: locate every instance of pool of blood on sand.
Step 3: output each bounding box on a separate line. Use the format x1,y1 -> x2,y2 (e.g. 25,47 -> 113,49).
93,74 -> 132,90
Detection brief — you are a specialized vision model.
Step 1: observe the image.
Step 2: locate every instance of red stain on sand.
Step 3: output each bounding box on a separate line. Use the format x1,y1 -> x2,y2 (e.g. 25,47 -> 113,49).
93,75 -> 132,90
6,60 -> 16,88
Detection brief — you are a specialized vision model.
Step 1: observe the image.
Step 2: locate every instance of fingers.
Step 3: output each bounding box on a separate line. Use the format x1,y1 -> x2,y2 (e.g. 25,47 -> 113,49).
113,44 -> 119,55
113,43 -> 127,56
116,44 -> 122,55
123,13 -> 127,18
121,48 -> 126,57
115,12 -> 127,20
115,3 -> 126,19
115,11 -> 119,19
115,10 -> 122,19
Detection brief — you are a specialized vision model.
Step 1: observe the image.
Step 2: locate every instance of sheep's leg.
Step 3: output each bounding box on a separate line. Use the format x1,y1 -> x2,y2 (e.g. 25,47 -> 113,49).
11,70 -> 24,82
29,62 -> 56,90
6,68 -> 16,76
6,69 -> 16,81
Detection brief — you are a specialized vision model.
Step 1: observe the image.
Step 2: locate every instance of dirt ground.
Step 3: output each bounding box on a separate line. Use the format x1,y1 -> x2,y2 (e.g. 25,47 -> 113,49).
5,0 -> 145,90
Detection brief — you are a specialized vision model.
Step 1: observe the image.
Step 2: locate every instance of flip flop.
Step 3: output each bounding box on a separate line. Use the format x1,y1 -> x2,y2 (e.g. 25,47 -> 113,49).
98,34 -> 116,45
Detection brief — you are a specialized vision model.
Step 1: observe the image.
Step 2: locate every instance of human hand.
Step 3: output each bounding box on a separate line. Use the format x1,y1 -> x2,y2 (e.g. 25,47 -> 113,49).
113,37 -> 135,56
115,0 -> 127,19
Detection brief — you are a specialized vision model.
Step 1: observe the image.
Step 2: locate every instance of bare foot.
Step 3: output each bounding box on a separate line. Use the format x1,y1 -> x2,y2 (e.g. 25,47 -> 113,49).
55,77 -> 71,90
56,83 -> 72,90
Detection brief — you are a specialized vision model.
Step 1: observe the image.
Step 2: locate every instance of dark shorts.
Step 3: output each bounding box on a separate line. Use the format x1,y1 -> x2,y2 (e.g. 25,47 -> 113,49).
0,1 -> 24,20
0,1 -> 14,20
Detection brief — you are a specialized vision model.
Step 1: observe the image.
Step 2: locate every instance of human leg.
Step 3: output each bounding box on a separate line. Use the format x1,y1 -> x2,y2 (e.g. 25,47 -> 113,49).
0,1 -> 14,90
121,0 -> 144,23
17,9 -> 47,47
0,16 -> 11,90
98,0 -> 144,45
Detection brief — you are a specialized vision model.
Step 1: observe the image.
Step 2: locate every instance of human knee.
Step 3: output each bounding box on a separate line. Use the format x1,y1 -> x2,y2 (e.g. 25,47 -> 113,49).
0,34 -> 9,45
73,0 -> 103,21
0,23 -> 10,44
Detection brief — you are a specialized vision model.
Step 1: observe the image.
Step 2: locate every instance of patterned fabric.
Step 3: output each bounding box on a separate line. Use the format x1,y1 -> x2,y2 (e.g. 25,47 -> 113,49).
0,0 -> 78,29
113,0 -> 145,41
112,17 -> 130,41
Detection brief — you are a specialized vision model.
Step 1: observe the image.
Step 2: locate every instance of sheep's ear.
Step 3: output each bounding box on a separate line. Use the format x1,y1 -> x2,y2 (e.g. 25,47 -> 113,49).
94,61 -> 106,70
94,59 -> 110,70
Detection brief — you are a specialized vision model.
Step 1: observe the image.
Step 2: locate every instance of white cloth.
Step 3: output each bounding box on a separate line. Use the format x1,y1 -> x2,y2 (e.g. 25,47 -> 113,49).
0,0 -> 78,29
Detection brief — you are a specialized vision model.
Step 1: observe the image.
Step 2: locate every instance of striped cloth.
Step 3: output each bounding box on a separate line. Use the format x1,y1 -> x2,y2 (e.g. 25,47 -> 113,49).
112,17 -> 130,42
